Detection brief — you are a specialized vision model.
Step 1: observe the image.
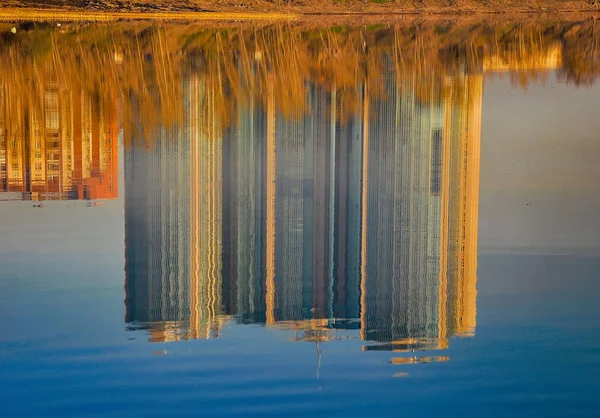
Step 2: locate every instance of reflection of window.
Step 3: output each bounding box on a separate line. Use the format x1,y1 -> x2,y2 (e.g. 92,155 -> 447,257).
45,91 -> 59,131
11,163 -> 18,171
430,129 -> 443,195
46,112 -> 59,130
35,163 -> 42,170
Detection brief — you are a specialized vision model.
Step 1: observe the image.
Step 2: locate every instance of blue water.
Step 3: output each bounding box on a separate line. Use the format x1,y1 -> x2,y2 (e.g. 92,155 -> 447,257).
2,231 -> 599,416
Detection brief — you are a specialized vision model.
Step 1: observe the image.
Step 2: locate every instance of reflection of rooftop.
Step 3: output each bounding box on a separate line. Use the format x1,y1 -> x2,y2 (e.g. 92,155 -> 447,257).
269,319 -> 333,343
455,327 -> 476,338
148,322 -> 187,343
391,356 -> 449,365
362,338 -> 449,352
128,317 -> 230,343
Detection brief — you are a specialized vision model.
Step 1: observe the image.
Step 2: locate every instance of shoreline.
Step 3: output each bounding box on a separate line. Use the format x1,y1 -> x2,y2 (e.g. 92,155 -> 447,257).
1,5 -> 599,22
0,9 -> 297,22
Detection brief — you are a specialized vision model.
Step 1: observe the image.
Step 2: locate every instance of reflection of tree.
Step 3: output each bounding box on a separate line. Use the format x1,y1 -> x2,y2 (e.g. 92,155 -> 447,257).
1,17 -> 598,148
559,17 -> 600,85
121,26 -> 183,145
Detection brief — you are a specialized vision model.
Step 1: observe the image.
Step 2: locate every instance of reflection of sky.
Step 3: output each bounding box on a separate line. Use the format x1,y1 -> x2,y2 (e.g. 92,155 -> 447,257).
480,72 -> 600,254
1,74 -> 600,417
0,140 -> 125,259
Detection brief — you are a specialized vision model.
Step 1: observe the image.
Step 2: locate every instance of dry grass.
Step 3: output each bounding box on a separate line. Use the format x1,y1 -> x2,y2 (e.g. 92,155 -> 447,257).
0,8 -> 296,22
1,0 -> 599,19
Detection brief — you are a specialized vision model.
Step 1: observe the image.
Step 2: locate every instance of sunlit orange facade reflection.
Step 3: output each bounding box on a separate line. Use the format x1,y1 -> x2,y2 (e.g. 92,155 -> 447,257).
0,85 -> 118,201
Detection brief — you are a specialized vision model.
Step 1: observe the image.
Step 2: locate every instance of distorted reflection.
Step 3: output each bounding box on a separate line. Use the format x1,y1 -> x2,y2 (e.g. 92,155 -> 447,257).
123,53 -> 483,354
1,17 -> 598,360
0,88 -> 118,201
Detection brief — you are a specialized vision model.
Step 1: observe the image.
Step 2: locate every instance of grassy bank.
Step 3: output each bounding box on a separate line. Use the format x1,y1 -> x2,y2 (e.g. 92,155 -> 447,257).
1,0 -> 599,20
0,8 -> 296,22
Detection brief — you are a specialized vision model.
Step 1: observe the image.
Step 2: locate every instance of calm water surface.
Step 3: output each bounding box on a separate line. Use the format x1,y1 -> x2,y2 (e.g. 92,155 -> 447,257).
1,17 -> 600,417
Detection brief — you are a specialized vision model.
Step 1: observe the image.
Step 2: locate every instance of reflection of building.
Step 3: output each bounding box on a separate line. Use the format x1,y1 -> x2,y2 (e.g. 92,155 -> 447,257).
0,26 -> 570,353
248,66 -> 482,352
0,85 -> 118,201
362,64 -> 446,349
120,45 -> 499,354
240,61 -> 482,353
270,83 -> 336,323
332,86 -> 363,324
221,68 -> 268,324
360,64 -> 482,352
117,36 -> 573,357
121,62 -> 483,352
124,70 -> 224,342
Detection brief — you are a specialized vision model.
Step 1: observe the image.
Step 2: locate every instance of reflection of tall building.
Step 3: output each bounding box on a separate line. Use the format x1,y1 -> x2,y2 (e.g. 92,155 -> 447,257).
124,70 -> 224,342
0,85 -> 118,201
445,75 -> 482,339
238,61 -> 482,351
120,63 -> 482,350
361,63 -> 446,348
268,83 -> 336,323
221,67 -> 268,324
332,87 -> 363,323
359,64 -> 482,351
122,54 -> 485,351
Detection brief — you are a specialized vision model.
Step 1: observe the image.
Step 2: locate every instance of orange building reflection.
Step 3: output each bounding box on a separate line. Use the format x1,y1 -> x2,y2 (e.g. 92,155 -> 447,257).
0,86 -> 118,201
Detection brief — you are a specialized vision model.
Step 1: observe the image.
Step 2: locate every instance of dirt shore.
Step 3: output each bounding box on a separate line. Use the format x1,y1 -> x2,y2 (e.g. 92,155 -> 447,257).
1,0 -> 600,20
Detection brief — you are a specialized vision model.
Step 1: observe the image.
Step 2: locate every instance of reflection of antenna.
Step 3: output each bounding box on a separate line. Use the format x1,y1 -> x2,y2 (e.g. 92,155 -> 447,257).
316,341 -> 322,380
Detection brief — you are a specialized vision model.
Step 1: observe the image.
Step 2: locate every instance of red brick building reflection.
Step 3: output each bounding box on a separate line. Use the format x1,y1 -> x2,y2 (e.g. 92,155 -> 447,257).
0,86 -> 118,201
